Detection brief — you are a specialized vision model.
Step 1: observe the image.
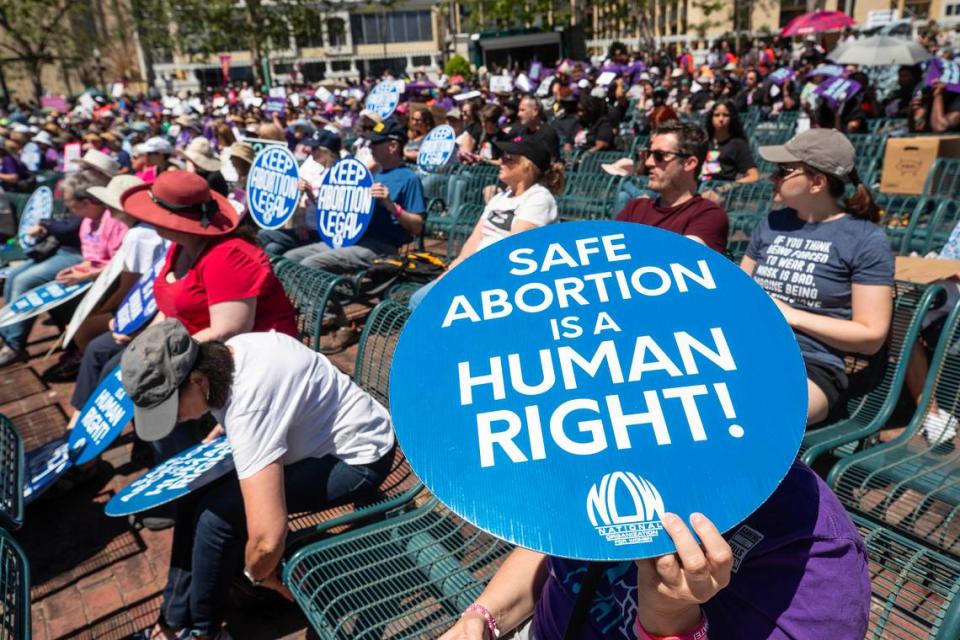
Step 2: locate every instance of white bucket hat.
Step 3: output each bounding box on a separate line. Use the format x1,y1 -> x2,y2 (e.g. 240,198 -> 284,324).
87,174 -> 146,212
76,149 -> 121,178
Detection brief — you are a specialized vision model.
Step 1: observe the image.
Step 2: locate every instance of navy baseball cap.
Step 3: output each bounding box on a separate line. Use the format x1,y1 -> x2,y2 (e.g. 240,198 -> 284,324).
303,129 -> 342,154
363,118 -> 408,146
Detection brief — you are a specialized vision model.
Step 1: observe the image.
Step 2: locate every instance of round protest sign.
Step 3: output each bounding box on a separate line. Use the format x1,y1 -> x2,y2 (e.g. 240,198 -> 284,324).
18,186 -> 53,248
389,222 -> 807,561
114,258 -> 165,335
364,81 -> 400,120
245,145 -> 301,230
68,365 -> 134,465
24,437 -> 72,505
0,280 -> 92,328
417,125 -> 457,173
315,158 -> 374,249
105,436 -> 234,517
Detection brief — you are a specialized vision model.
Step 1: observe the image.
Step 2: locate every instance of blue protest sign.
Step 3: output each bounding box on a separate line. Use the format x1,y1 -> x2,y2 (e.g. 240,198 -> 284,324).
389,222 -> 807,561
68,365 -> 134,465
315,158 -> 374,248
24,437 -> 72,505
264,96 -> 286,114
816,77 -> 862,109
114,258 -> 165,335
18,186 -> 53,248
246,145 -> 301,230
105,436 -> 234,517
417,125 -> 457,173
364,81 -> 401,120
768,68 -> 795,86
806,64 -> 844,79
0,280 -> 91,328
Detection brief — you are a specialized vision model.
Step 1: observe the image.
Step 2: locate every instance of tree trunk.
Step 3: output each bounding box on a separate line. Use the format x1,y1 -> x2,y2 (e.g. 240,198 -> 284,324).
28,58 -> 44,102
244,0 -> 266,89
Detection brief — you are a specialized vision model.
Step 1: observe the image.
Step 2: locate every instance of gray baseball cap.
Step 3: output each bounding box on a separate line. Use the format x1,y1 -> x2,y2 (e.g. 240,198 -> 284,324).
120,319 -> 198,441
758,129 -> 856,181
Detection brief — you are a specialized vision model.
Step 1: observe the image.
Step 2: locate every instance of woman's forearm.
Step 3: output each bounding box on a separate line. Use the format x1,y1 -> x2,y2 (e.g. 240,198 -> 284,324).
788,307 -> 888,355
473,548 -> 549,633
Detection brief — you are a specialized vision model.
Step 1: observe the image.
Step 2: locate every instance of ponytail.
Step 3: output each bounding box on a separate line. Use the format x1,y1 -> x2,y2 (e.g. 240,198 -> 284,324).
843,169 -> 880,223
538,161 -> 566,195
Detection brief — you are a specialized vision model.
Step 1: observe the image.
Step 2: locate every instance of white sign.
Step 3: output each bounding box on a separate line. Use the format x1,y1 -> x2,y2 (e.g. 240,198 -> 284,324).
62,252 -> 126,346
867,10 -> 898,28
490,75 -> 514,93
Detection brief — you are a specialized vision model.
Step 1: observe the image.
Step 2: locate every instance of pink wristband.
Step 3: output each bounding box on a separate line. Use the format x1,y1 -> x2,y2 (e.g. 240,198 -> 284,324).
634,611 -> 708,640
464,603 -> 500,639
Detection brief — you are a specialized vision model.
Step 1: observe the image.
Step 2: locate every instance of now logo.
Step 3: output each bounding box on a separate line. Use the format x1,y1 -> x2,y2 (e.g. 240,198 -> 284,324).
586,471 -> 665,546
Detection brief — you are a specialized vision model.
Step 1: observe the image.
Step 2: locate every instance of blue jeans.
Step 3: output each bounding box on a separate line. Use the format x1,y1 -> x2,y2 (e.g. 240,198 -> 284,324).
257,228 -> 319,256
161,447 -> 395,635
0,248 -> 82,350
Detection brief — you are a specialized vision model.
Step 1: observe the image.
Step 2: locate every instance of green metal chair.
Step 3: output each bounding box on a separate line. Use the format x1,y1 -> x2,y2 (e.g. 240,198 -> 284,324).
722,182 -> 774,215
923,158 -> 960,199
0,527 -> 30,639
283,497 -> 513,639
287,300 -> 423,545
827,295 -> 960,555
901,200 -> 960,256
273,258 -> 360,355
800,282 -> 942,466
557,173 -> 621,221
576,150 -> 630,175
445,203 -> 484,260
725,211 -> 763,263
877,194 -> 932,255
867,118 -> 908,135
855,513 -> 960,639
0,415 -> 24,531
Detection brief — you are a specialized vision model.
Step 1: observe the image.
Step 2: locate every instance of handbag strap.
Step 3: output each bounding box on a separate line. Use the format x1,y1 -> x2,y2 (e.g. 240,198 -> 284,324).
563,563 -> 605,640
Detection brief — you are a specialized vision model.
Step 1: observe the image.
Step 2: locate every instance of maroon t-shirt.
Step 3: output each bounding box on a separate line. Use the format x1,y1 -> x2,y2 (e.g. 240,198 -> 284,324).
615,194 -> 729,253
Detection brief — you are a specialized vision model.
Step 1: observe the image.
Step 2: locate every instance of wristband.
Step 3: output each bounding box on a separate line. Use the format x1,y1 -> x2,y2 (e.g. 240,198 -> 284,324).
463,603 -> 500,639
392,204 -> 405,220
634,611 -> 708,640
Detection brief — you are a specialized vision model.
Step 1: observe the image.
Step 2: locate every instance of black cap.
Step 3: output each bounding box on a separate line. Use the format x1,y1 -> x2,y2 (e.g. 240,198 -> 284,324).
303,129 -> 342,154
362,118 -> 408,146
494,132 -> 551,173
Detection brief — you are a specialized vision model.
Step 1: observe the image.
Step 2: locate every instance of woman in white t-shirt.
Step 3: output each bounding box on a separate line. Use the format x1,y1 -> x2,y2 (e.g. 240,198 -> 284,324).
121,320 -> 396,640
410,131 -> 563,309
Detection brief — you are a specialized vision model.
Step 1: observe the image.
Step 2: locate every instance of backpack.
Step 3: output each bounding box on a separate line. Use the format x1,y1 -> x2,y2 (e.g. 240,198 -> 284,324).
358,251 -> 447,298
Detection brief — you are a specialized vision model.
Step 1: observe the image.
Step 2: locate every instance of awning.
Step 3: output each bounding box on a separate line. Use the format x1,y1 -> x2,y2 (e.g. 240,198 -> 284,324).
478,32 -> 561,51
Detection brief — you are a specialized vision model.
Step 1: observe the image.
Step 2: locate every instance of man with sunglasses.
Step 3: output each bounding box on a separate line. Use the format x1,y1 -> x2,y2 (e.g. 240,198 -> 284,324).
615,121 -> 729,253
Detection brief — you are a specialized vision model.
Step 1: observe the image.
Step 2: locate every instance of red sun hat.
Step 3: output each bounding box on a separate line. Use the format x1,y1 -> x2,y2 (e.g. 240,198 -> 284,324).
121,169 -> 240,237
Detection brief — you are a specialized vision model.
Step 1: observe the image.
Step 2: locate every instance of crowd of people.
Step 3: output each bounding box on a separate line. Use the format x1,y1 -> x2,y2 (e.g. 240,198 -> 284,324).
2,22 -> 960,640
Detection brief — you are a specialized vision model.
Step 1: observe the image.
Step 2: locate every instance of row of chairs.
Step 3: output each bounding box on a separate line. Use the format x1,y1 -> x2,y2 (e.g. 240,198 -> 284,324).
276,290 -> 960,638
0,415 -> 31,639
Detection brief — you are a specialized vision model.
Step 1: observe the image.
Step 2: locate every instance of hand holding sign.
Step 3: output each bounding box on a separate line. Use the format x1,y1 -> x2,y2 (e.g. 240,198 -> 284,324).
246,146 -> 301,230
18,186 -> 53,249
417,125 -> 457,174
390,222 -> 807,561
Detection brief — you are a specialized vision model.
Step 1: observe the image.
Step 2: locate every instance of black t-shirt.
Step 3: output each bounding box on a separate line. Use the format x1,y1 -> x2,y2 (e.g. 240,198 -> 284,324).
701,137 -> 756,181
553,114 -> 580,145
574,117 -> 614,150
476,128 -> 510,161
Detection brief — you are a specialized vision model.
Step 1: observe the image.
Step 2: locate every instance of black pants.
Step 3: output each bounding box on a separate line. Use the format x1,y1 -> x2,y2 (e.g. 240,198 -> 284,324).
71,331 -> 125,410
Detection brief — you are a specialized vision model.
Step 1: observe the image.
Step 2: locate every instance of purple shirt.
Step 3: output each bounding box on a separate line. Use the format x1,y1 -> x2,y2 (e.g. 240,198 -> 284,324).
531,462 -> 870,639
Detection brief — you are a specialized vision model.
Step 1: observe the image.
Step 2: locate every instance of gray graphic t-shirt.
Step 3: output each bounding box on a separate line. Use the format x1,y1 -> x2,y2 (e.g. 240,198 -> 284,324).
746,209 -> 894,371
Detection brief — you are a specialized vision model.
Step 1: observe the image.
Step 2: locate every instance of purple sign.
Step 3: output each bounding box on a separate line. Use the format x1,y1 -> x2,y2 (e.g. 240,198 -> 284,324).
815,77 -> 862,109
40,96 -> 69,113
768,68 -> 795,86
926,58 -> 960,95
265,96 -> 286,114
529,62 -> 542,80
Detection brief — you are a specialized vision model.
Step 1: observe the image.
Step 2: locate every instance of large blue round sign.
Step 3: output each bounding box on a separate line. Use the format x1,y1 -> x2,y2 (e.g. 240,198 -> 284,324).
389,222 -> 807,561
114,258 -> 164,335
0,280 -> 91,328
364,81 -> 401,120
417,125 -> 457,173
246,145 -> 301,230
316,158 -> 374,248
105,436 -> 234,517
68,364 -> 134,465
19,186 -> 53,248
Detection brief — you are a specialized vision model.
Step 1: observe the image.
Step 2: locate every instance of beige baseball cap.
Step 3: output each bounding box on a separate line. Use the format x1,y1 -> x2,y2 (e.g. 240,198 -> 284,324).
759,128 -> 856,181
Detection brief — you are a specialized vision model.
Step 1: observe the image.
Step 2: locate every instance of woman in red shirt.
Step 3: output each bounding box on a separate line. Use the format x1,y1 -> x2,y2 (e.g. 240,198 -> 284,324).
67,170 -> 296,462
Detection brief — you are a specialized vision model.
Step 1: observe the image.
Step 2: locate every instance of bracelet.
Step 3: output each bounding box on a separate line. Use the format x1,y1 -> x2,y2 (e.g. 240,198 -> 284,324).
392,204 -> 405,220
634,611 -> 708,640
463,603 -> 500,639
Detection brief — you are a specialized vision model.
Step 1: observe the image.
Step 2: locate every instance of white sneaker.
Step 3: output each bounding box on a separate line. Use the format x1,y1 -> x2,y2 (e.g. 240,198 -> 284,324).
922,408 -> 959,445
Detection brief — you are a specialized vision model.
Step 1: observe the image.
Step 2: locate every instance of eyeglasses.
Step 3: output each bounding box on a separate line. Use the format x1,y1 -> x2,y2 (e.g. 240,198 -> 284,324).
640,148 -> 691,164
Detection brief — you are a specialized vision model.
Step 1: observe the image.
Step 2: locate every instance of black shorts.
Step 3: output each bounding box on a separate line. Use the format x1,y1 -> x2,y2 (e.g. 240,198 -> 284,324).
805,358 -> 848,411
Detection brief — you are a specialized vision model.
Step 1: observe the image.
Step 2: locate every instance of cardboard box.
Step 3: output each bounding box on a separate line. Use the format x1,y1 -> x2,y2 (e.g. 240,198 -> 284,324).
880,136 -> 960,195
895,256 -> 960,284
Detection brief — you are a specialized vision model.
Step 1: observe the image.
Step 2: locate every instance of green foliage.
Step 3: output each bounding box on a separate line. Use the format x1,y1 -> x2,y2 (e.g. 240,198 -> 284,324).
444,53 -> 471,77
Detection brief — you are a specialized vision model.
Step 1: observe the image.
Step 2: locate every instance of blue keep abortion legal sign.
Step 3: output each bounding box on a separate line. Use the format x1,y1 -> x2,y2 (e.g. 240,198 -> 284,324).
0,280 -> 91,328
316,158 -> 374,248
68,364 -> 134,465
390,222 -> 808,561
246,145 -> 301,230
417,125 -> 457,173
114,258 -> 164,335
19,186 -> 53,248
105,436 -> 234,517
364,80 -> 400,120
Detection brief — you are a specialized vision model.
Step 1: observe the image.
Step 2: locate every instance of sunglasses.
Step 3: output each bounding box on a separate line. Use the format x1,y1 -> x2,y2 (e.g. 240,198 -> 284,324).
773,165 -> 807,181
640,148 -> 691,163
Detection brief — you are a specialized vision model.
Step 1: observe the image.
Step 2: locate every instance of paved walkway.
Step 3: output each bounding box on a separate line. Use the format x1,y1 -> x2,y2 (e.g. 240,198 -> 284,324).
10,316 -> 359,639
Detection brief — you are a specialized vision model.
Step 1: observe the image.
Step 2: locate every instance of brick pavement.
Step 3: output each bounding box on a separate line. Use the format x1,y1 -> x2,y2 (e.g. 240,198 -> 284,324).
8,315 -> 359,639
